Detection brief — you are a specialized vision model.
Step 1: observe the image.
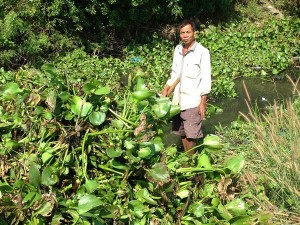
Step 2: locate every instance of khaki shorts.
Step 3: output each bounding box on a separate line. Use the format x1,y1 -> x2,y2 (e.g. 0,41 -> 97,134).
172,107 -> 203,139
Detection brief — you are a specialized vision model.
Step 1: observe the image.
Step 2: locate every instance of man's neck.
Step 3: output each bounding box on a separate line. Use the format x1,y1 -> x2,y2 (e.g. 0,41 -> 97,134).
183,40 -> 195,50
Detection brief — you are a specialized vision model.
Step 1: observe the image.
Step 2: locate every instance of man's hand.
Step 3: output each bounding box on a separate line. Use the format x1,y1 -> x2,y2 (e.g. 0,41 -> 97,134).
161,85 -> 170,97
198,95 -> 208,121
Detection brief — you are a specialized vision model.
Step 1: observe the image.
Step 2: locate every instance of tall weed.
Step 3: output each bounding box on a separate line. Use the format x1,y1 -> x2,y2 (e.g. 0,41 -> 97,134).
242,78 -> 300,212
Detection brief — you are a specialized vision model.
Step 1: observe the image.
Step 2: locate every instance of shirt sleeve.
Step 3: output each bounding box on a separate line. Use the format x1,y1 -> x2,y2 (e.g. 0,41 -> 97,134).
199,50 -> 211,96
166,46 -> 181,86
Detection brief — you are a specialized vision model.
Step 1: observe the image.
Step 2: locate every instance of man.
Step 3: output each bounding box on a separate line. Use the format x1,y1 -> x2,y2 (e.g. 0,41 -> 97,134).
161,19 -> 211,154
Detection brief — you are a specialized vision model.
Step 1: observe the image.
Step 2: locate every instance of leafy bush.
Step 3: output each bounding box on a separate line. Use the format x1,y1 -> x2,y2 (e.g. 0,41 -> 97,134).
0,0 -> 240,69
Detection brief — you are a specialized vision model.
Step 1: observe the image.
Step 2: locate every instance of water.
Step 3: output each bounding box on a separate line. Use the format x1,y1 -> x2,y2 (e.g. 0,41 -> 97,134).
204,76 -> 296,131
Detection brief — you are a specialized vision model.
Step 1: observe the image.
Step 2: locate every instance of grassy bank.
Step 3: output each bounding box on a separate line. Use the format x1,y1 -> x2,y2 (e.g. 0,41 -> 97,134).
215,77 -> 300,224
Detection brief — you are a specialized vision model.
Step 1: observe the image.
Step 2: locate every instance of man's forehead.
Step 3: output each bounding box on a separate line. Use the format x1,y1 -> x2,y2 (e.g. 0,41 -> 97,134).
180,25 -> 193,32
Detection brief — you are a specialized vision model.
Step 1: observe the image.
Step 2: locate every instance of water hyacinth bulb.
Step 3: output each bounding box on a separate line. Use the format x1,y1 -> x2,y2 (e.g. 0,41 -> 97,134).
203,134 -> 224,152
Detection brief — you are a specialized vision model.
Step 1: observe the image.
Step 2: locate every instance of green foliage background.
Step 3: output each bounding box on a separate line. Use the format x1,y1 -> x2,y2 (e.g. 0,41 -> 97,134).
0,0 -> 237,69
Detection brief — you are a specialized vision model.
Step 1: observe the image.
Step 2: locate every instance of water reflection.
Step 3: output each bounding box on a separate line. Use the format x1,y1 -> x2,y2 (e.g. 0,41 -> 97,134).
204,71 -> 299,133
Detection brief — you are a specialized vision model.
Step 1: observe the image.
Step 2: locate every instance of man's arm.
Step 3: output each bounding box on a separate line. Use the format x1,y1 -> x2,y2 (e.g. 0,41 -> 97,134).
198,49 -> 211,120
161,85 -> 170,97
161,78 -> 180,97
198,94 -> 208,120
161,46 -> 180,97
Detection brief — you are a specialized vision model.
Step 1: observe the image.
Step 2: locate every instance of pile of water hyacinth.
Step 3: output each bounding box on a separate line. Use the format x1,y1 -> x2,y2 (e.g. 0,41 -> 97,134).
0,64 -> 268,224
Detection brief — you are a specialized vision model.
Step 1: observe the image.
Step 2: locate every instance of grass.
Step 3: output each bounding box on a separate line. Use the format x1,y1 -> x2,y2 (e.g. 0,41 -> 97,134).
239,77 -> 300,223
216,76 -> 300,224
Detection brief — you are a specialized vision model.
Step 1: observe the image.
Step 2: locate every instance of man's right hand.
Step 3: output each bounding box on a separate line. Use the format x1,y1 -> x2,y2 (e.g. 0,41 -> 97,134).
161,86 -> 170,97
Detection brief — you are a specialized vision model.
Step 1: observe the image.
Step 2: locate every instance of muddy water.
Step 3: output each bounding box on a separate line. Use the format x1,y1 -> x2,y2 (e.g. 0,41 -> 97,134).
163,67 -> 300,146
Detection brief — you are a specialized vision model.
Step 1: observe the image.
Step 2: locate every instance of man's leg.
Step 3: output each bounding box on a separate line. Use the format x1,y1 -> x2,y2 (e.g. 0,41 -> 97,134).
181,136 -> 197,154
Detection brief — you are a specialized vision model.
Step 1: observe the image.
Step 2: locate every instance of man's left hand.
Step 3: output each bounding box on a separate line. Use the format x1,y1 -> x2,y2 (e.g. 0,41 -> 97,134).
198,95 -> 208,121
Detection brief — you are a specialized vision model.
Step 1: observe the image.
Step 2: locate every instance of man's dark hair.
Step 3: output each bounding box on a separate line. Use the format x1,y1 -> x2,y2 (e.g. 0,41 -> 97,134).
178,19 -> 196,32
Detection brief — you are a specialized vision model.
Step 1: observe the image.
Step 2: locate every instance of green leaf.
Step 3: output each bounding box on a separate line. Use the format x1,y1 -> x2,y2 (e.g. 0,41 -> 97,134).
66,209 -> 80,222
197,153 -> 213,169
137,147 -> 153,159
43,110 -> 53,120
58,91 -> 71,102
23,192 -> 41,209
189,202 -> 205,217
202,183 -> 216,198
146,163 -> 170,183
165,145 -> 177,156
107,147 -> 123,158
225,198 -> 248,216
70,96 -> 93,117
261,70 -> 267,76
211,197 -> 220,207
41,167 -> 58,186
128,200 -> 145,219
29,164 -> 41,187
94,86 -> 111,95
152,101 -> 171,118
51,214 -> 64,225
126,148 -> 141,163
272,68 -> 279,75
134,77 -> 147,91
132,90 -> 155,101
23,192 -> 37,204
85,179 -> 99,194
135,188 -> 157,205
168,104 -> 180,118
111,119 -> 124,129
41,152 -> 53,164
203,134 -> 224,152
35,201 -> 54,217
109,159 -> 128,170
64,111 -> 74,120
230,216 -> 251,225
83,83 -> 95,94
152,137 -> 164,153
124,140 -> 136,150
224,155 -> 245,175
1,82 -> 22,100
177,189 -> 190,199
41,64 -> 57,77
0,183 -> 12,193
217,203 -> 233,220
89,111 -> 106,125
78,194 -> 103,215
0,122 -> 13,129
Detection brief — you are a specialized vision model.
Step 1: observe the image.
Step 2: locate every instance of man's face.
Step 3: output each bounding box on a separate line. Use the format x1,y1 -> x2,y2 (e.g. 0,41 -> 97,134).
179,24 -> 195,46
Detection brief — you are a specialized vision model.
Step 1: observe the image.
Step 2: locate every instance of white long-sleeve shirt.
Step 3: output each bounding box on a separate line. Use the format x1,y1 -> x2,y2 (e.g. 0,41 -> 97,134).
166,41 -> 211,110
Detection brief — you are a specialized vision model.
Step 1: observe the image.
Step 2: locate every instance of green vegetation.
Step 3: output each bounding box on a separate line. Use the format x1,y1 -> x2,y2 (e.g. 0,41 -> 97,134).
215,81 -> 300,223
0,67 -> 253,224
0,0 -> 236,69
0,0 -> 300,224
243,86 -> 300,212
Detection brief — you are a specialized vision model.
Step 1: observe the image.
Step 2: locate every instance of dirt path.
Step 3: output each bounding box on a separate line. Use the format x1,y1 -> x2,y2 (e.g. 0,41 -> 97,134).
260,0 -> 284,18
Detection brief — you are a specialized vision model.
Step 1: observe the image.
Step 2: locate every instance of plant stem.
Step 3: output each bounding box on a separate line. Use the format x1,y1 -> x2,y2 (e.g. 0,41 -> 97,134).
99,165 -> 123,175
88,129 -> 134,136
108,108 -> 136,126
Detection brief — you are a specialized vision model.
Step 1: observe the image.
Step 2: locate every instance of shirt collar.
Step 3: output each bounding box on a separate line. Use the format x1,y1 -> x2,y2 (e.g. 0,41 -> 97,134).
179,41 -> 197,55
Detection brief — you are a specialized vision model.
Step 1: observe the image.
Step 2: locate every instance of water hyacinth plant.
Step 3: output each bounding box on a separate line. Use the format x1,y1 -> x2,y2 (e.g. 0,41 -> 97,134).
0,64 -> 265,224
